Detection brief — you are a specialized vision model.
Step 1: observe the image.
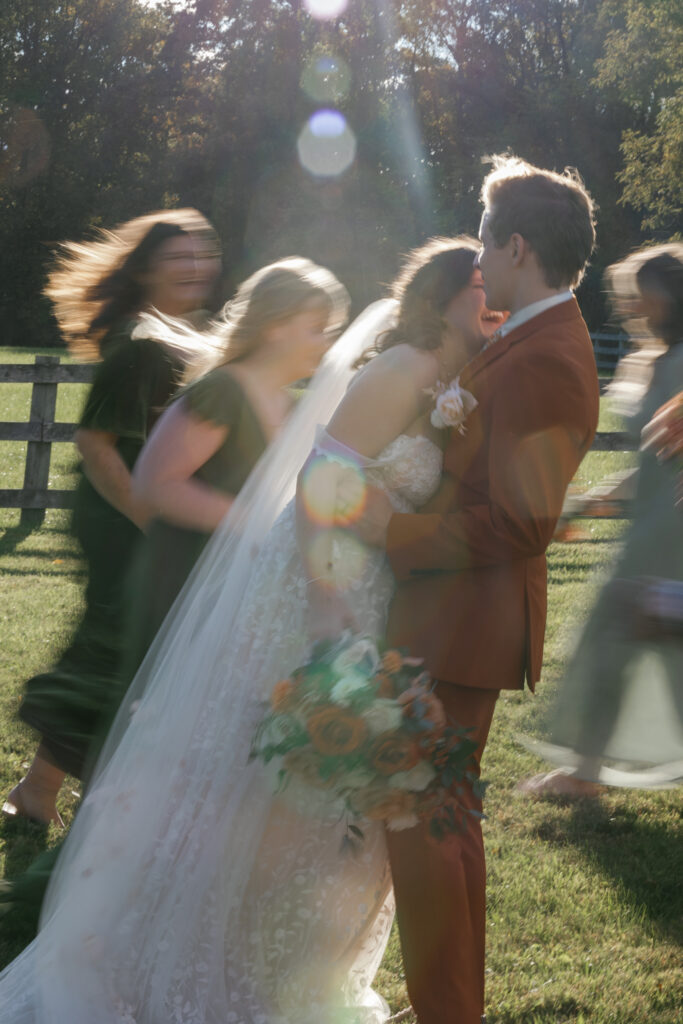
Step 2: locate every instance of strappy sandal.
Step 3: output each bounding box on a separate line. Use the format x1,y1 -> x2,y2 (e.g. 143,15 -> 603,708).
2,782 -> 64,828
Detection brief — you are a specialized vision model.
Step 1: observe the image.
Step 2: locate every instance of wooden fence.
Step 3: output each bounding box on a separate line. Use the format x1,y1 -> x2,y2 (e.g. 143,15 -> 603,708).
591,331 -> 630,373
0,355 -> 94,526
0,353 -> 635,526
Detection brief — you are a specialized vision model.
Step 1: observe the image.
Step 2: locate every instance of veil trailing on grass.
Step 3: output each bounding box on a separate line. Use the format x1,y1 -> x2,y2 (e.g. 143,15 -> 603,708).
0,300 -> 398,1024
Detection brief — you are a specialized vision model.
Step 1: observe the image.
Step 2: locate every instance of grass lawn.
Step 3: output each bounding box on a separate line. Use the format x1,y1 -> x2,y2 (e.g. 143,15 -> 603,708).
0,349 -> 681,1022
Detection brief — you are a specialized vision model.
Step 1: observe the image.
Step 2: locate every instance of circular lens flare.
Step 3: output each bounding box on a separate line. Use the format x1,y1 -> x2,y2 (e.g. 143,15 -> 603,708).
306,531 -> 370,591
303,0 -> 348,20
300,52 -> 351,103
300,456 -> 366,528
297,110 -> 356,179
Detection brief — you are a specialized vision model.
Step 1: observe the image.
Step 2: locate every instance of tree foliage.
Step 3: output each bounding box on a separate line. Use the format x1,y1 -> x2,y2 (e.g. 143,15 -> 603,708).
0,0 -> 680,343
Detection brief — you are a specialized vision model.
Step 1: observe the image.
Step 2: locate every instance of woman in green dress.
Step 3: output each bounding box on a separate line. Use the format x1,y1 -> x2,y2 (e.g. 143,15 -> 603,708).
124,256 -> 350,683
3,209 -> 222,825
520,244 -> 683,796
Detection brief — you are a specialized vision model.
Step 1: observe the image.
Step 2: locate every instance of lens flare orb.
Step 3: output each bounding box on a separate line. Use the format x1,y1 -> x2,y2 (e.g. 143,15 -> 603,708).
297,110 -> 357,179
300,52 -> 352,104
300,455 -> 366,528
303,0 -> 348,20
306,531 -> 370,591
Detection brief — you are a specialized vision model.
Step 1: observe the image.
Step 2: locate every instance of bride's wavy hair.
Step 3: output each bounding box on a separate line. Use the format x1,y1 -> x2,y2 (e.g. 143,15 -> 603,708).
176,257 -> 350,381
45,208 -> 220,360
357,236 -> 480,365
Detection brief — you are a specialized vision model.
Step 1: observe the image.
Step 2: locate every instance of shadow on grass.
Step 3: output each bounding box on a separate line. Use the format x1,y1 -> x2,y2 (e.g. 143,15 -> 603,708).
490,996 -> 589,1024
0,815 -> 49,883
0,566 -> 87,578
530,800 -> 683,942
0,522 -> 80,556
0,523 -> 84,574
0,524 -> 36,558
0,814 -> 51,963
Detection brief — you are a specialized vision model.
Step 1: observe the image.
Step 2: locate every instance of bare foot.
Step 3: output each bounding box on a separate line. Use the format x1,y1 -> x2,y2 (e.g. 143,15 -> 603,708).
2,780 -> 64,827
516,769 -> 602,799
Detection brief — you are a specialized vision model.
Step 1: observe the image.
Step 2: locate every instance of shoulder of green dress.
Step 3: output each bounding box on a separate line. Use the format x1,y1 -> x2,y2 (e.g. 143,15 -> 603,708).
181,365 -> 244,427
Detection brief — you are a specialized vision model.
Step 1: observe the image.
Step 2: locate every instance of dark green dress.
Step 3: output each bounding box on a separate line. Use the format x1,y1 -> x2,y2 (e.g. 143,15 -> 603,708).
122,367 -> 269,683
18,325 -> 184,780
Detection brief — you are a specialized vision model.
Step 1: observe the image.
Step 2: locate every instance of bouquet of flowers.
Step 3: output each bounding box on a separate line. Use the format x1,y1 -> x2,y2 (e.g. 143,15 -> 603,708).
251,632 -> 483,844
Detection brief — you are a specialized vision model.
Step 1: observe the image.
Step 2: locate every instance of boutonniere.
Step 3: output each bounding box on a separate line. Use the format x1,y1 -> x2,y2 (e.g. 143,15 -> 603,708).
424,377 -> 478,433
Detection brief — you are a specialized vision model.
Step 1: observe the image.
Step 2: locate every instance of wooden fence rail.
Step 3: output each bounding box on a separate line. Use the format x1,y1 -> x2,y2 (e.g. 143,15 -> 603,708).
1,354 -> 636,527
0,356 -> 94,526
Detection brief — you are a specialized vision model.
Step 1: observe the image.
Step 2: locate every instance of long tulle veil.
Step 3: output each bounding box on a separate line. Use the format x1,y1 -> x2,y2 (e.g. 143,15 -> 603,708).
0,299 -> 398,1023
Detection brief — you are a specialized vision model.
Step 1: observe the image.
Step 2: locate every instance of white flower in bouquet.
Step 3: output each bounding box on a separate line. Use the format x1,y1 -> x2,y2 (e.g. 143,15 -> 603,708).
430,378 -> 478,434
331,671 -> 369,705
388,761 -> 437,792
362,698 -> 405,735
341,767 -> 375,790
260,714 -> 303,749
332,637 -> 381,677
386,812 -> 421,832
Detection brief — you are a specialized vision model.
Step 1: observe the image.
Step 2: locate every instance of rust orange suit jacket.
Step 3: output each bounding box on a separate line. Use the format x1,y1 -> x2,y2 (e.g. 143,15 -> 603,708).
386,298 -> 600,692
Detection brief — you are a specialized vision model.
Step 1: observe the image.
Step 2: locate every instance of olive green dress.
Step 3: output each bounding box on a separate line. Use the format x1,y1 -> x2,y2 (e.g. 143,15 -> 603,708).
122,366 -> 269,684
18,325 -> 185,780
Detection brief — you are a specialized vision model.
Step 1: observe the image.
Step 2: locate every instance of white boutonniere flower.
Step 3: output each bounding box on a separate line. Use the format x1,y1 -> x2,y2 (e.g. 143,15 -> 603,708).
425,377 -> 478,433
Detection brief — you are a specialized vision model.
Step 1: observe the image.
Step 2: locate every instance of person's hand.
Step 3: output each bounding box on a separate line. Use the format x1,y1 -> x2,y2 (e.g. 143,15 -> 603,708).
336,481 -> 394,548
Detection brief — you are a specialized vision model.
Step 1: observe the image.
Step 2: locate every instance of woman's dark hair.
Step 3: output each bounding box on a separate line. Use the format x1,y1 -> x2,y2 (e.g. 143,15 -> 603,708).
87,222 -> 188,341
358,236 -> 480,364
45,208 -> 219,359
636,248 -> 683,347
608,243 -> 683,349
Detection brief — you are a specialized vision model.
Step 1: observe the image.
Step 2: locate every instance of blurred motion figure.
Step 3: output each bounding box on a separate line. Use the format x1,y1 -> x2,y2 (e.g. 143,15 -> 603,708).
520,244 -> 683,795
4,209 -> 221,825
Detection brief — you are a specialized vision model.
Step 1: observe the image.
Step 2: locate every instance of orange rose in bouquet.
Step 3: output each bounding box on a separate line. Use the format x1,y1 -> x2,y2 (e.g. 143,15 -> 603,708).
369,733 -> 420,776
307,706 -> 368,756
270,678 -> 297,712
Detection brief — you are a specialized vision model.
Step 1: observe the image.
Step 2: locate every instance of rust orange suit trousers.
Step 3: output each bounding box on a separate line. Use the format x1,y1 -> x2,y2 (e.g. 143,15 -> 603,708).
385,682 -> 499,1024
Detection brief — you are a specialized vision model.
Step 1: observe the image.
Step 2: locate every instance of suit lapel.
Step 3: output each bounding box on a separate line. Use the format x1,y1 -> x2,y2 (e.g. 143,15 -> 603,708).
459,297 -> 582,390
459,331 -> 513,389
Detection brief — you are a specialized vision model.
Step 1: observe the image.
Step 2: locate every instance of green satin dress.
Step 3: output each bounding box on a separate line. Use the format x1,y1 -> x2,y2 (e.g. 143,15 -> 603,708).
121,366 -> 269,685
18,325 -> 185,780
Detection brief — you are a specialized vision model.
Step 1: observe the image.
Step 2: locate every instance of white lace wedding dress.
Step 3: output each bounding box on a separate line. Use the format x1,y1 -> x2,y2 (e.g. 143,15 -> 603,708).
1,426 -> 443,1023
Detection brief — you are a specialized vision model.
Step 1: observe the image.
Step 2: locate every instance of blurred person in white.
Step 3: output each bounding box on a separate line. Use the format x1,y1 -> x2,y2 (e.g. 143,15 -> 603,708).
519,244 -> 683,795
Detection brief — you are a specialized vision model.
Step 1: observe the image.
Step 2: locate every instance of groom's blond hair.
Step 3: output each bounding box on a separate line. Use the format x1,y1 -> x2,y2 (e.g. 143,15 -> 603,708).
481,155 -> 596,289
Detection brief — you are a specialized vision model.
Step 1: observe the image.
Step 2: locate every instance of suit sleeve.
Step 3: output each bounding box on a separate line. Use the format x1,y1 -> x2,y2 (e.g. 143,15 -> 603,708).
387,352 -> 596,580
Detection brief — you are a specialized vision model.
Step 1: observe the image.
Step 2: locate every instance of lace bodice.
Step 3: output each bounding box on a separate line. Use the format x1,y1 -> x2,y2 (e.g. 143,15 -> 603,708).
366,433 -> 443,511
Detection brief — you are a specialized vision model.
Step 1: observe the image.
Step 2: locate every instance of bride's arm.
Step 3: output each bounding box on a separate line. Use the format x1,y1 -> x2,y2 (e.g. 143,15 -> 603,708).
297,346 -> 438,638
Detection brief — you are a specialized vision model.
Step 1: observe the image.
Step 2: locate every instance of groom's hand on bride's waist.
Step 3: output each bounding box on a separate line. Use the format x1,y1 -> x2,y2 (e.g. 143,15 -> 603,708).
335,481 -> 394,548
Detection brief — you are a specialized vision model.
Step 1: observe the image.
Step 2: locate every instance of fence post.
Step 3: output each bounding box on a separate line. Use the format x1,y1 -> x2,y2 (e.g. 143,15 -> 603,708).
20,355 -> 59,528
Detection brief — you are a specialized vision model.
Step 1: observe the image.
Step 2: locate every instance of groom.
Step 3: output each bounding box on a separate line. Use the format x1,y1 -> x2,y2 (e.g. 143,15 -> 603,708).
352,156 -> 600,1023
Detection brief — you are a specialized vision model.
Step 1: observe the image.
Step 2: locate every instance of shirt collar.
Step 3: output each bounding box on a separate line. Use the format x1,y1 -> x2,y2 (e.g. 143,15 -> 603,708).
499,290 -> 574,338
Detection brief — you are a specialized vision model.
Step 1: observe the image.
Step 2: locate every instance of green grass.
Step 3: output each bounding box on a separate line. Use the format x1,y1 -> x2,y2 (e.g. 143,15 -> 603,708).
0,354 -> 681,1021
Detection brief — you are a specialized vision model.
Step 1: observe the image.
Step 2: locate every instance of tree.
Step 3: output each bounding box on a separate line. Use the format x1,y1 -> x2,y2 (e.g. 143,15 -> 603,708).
595,0 -> 683,234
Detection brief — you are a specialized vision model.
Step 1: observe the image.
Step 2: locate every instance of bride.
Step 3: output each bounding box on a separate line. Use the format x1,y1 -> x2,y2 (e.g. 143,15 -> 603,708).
1,237 -> 503,1024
